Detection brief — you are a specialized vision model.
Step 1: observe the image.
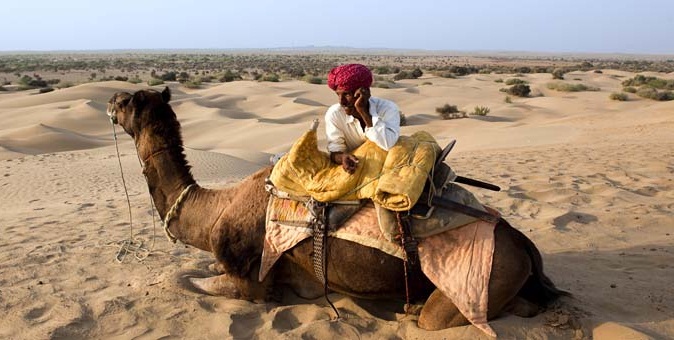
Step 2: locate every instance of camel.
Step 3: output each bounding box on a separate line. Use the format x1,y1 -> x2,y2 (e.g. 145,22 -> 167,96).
106,87 -> 567,332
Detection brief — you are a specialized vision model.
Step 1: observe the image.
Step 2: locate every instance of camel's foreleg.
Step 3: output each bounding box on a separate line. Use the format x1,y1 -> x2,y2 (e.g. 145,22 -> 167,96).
190,272 -> 271,302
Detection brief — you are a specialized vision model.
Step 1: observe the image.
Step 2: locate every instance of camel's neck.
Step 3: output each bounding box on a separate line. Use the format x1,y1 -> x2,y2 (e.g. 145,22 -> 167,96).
137,141 -> 193,217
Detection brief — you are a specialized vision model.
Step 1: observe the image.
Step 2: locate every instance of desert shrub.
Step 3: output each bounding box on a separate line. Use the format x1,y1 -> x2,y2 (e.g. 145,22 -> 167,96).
375,66 -> 391,74
504,96 -> 512,103
623,86 -> 637,93
57,82 -> 74,89
127,77 -> 142,84
436,104 -> 466,119
636,86 -> 674,101
393,71 -> 411,80
546,82 -> 599,92
437,72 -> 456,79
471,106 -> 490,116
304,76 -> 323,84
0,86 -> 7,91
148,79 -> 164,86
411,67 -> 423,79
653,91 -> 674,101
494,78 -> 503,83
159,71 -> 177,81
177,72 -> 190,83
421,81 -> 432,85
399,111 -> 407,126
38,87 -> 54,94
448,66 -> 472,76
505,78 -> 527,85
114,76 -> 128,81
594,70 -> 603,73
552,68 -> 566,80
46,79 -> 61,85
621,74 -> 674,90
184,80 -> 201,89
219,70 -> 242,82
287,67 -> 305,78
261,73 -> 280,82
501,84 -> 531,97
199,75 -> 214,83
373,81 -> 391,89
609,92 -> 628,101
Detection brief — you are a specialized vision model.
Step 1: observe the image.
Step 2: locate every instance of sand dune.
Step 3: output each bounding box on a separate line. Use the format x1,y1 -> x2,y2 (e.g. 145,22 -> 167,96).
0,71 -> 672,339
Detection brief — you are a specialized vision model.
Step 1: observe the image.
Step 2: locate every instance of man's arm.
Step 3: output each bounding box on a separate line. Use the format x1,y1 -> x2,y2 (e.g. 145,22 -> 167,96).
362,99 -> 400,151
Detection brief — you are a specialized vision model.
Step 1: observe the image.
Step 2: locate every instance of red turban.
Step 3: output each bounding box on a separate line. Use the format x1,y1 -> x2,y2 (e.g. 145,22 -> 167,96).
327,64 -> 373,92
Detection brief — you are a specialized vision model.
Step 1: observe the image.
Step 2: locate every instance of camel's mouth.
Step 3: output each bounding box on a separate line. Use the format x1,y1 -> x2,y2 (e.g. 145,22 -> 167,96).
106,106 -> 118,124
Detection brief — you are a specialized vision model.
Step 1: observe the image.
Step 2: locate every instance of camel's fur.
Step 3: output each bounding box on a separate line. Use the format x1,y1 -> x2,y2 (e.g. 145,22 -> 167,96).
107,87 -> 568,331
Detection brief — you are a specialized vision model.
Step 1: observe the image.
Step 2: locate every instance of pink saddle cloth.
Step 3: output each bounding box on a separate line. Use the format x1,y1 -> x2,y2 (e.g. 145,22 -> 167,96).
260,200 -> 498,337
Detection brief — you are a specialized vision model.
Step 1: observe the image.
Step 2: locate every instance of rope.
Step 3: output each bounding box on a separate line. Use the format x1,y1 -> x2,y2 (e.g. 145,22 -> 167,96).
110,120 -> 156,263
163,184 -> 196,243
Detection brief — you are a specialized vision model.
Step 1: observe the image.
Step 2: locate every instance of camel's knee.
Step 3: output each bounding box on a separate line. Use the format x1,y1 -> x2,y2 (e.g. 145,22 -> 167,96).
418,289 -> 469,330
505,296 -> 540,318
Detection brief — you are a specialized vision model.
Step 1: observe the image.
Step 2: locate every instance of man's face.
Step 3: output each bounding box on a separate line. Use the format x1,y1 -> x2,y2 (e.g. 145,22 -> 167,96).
335,89 -> 356,116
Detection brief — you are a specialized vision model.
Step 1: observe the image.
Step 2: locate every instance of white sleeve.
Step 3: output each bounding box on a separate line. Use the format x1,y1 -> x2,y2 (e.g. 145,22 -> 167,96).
364,99 -> 400,151
325,105 -> 347,153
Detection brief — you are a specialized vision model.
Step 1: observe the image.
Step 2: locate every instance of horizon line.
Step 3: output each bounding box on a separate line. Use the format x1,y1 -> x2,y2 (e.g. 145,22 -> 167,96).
1,46 -> 673,60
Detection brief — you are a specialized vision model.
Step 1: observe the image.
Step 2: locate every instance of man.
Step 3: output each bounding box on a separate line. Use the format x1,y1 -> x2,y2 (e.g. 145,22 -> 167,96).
325,64 -> 401,174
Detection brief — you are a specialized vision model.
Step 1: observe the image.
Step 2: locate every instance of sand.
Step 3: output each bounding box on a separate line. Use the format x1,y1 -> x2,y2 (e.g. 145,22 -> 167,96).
0,71 -> 672,339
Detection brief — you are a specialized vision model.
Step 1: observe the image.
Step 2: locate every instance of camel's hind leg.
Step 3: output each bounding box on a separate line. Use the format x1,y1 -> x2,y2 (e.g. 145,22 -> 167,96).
418,224 -> 532,330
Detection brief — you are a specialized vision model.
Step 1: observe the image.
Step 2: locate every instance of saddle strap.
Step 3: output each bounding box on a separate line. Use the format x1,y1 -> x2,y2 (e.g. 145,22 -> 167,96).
306,199 -> 340,319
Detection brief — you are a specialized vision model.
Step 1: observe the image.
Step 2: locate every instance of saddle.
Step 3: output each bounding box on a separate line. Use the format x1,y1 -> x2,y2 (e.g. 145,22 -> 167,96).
265,139 -> 499,263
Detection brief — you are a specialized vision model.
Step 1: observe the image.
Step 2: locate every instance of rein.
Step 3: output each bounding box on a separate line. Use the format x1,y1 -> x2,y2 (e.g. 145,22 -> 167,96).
109,119 -> 157,263
109,117 -> 194,261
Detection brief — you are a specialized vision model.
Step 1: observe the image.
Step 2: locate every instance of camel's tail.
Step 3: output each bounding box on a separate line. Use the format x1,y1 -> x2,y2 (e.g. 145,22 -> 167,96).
510,222 -> 571,306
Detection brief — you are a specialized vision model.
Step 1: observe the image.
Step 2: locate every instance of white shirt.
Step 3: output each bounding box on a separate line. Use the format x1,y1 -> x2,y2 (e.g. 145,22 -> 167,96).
325,97 -> 401,153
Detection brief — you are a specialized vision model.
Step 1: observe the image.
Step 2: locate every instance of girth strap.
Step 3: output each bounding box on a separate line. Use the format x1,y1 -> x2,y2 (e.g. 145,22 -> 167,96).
305,199 -> 340,319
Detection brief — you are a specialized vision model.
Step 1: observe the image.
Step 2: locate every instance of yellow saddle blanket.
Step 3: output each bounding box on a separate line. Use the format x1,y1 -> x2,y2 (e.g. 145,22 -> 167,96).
268,125 -> 441,211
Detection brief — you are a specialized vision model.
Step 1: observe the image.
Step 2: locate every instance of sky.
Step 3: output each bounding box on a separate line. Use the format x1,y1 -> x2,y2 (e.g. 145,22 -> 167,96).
2,0 -> 673,54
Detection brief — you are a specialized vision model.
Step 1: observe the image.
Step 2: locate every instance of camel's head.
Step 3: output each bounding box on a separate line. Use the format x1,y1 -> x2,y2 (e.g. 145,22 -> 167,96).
107,87 -> 172,138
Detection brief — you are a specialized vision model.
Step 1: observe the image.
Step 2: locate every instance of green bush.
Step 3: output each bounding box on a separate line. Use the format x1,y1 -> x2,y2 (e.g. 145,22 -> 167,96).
38,87 -> 54,94
547,82 -> 599,92
504,96 -> 512,103
505,78 -> 527,85
501,84 -> 531,97
609,92 -> 628,101
623,86 -> 637,93
0,86 -> 7,91
184,80 -> 201,89
148,79 -> 164,86
304,76 -> 323,85
552,68 -> 566,80
636,86 -> 674,101
436,104 -> 466,119
622,74 -> 674,90
494,78 -> 504,83
127,77 -> 142,84
219,70 -> 242,82
471,106 -> 490,116
261,73 -> 280,82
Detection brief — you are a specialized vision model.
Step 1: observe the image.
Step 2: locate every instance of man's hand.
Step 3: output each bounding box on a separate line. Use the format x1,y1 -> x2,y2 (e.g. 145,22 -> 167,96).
331,152 -> 359,174
354,87 -> 372,127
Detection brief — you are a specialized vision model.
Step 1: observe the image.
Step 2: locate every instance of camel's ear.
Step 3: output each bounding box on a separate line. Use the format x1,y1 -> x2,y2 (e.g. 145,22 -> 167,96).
119,95 -> 131,108
161,86 -> 171,104
130,90 -> 146,113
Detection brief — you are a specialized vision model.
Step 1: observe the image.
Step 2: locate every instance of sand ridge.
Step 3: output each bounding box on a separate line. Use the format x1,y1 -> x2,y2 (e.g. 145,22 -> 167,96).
0,71 -> 672,339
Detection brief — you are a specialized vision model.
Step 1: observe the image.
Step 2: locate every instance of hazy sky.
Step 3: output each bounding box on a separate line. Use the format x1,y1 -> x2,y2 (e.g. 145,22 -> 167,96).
3,0 -> 673,54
